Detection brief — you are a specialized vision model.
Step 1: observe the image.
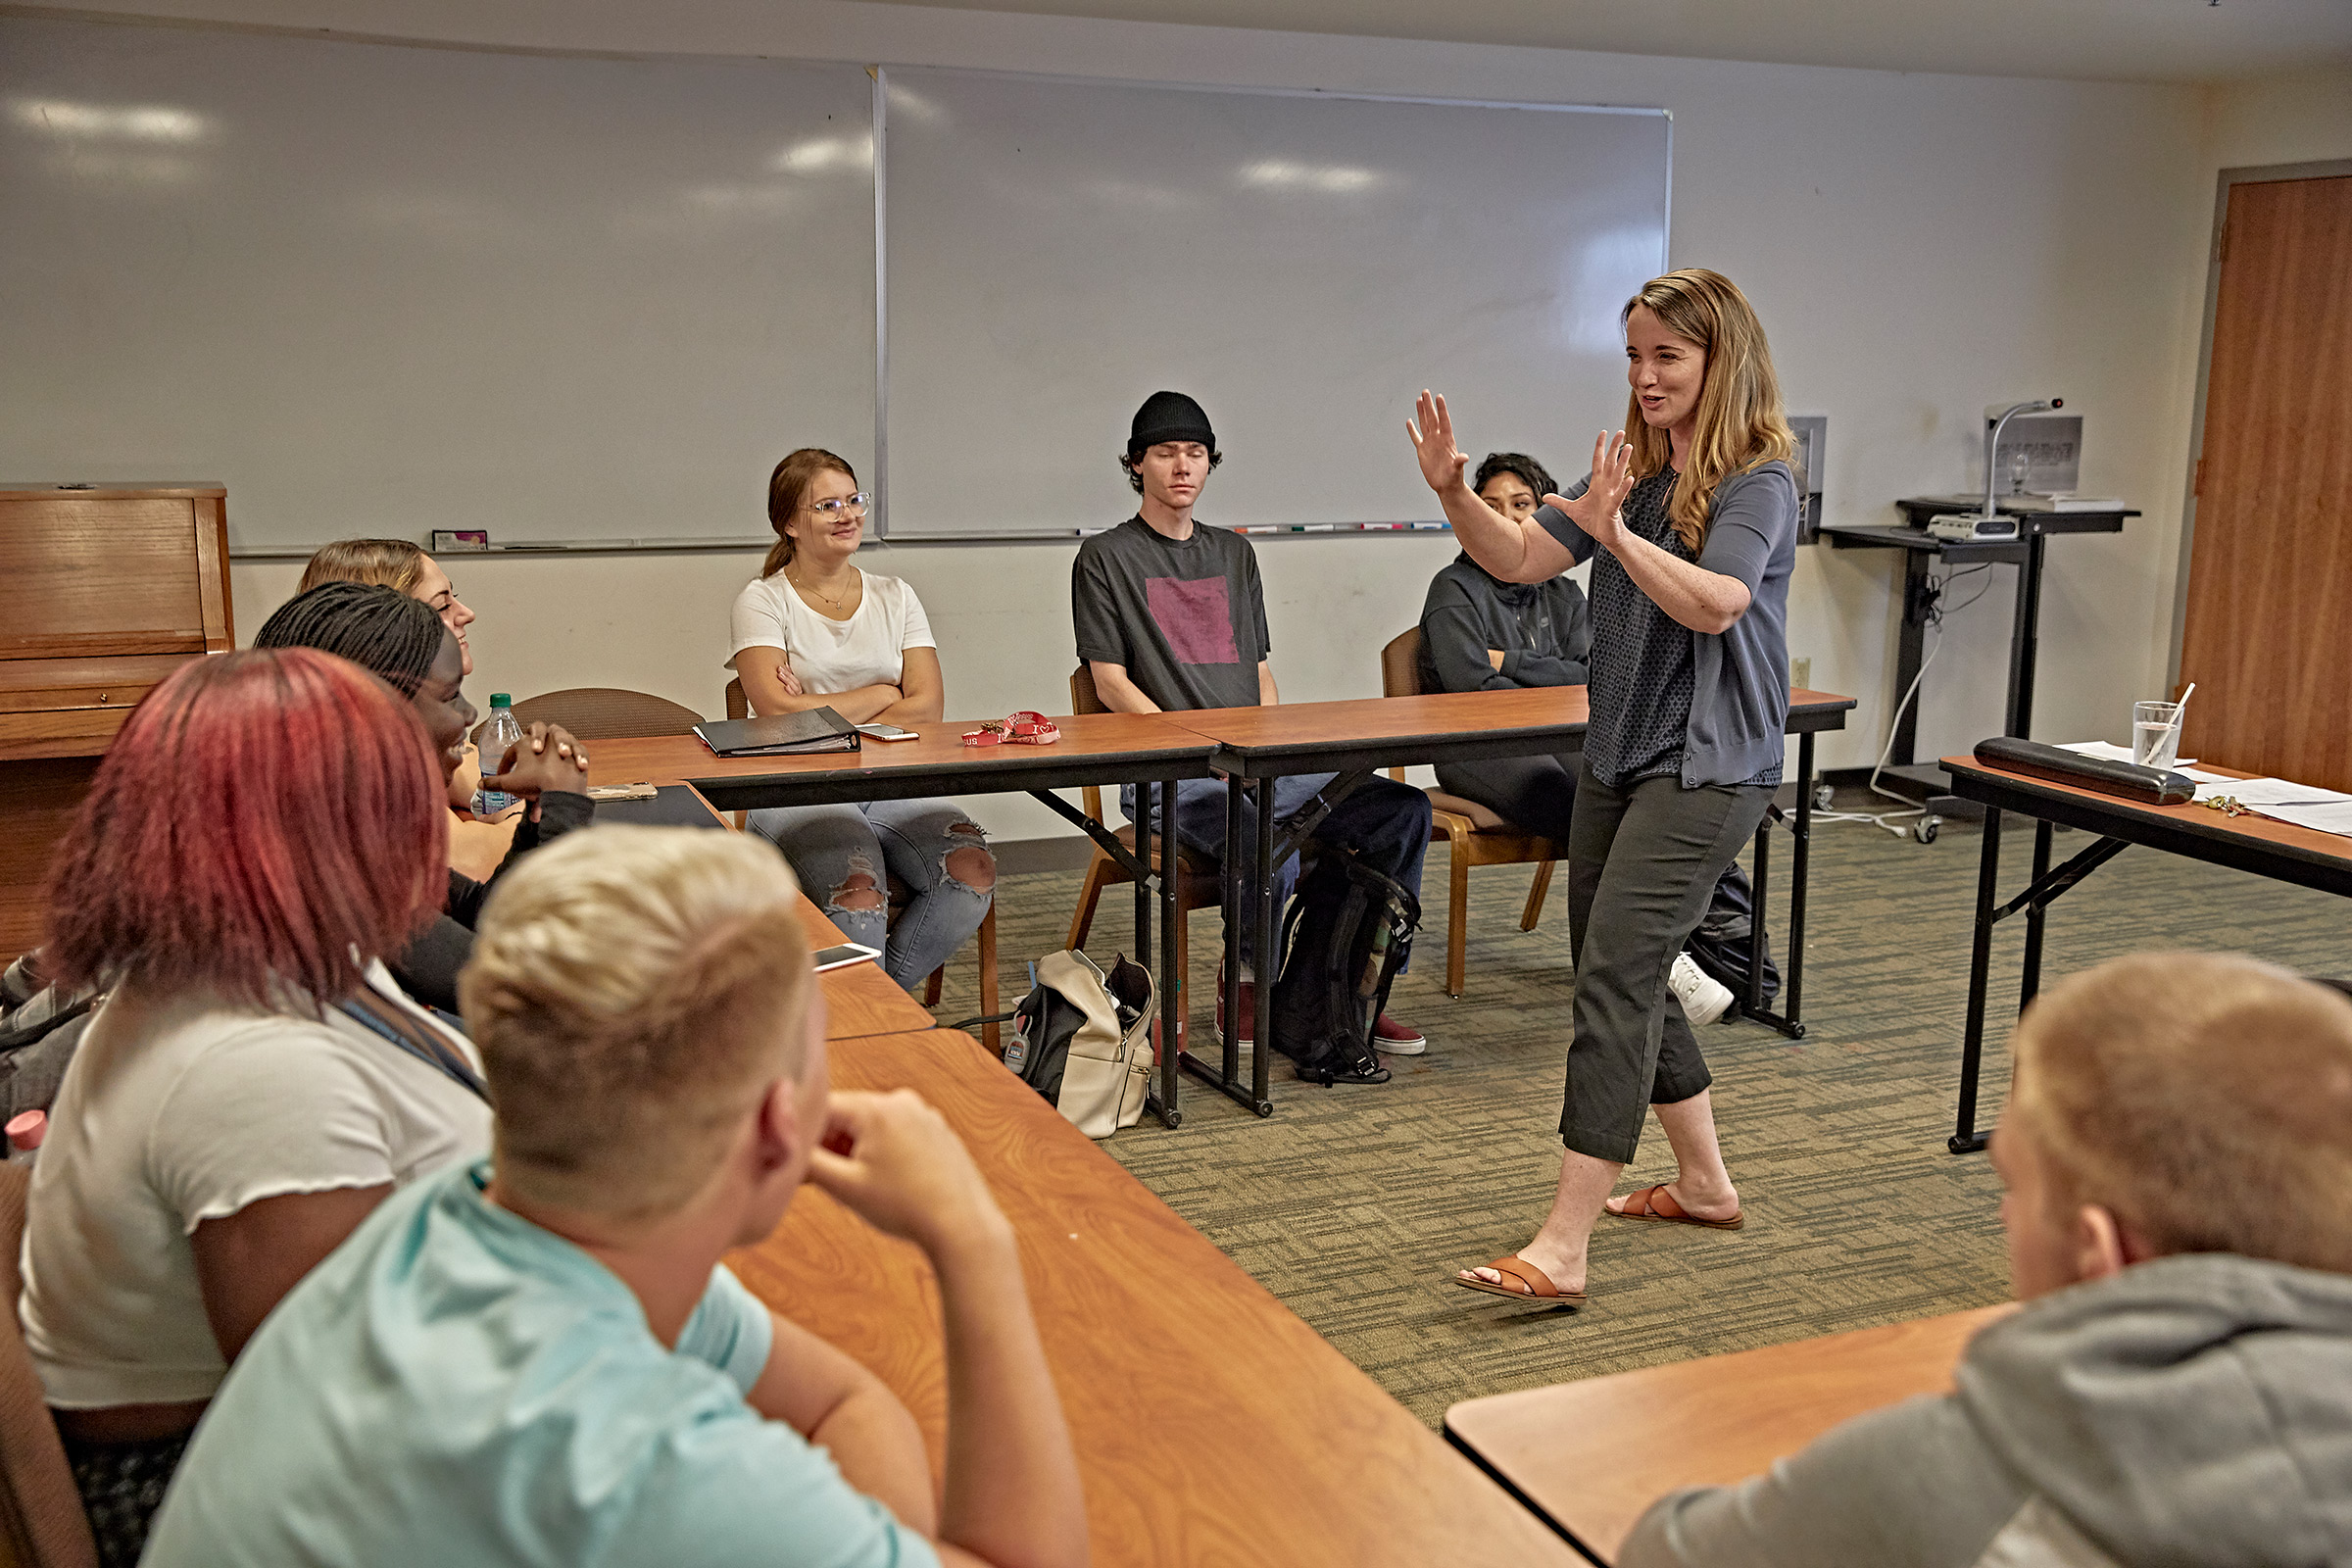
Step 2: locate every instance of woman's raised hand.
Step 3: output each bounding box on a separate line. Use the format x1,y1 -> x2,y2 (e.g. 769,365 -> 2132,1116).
1405,390 -> 1471,495
1544,429 -> 1638,545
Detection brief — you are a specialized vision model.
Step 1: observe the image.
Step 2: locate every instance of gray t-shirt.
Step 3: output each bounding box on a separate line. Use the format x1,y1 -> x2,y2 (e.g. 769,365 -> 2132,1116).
1072,516 -> 1270,711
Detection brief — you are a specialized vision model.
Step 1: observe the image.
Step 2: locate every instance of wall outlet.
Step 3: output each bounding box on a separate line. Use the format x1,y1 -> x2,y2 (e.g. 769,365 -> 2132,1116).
1790,656 -> 1812,691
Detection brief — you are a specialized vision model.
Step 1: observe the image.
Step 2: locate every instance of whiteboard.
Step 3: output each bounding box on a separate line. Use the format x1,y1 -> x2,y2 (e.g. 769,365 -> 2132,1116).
0,17 -> 874,548
880,69 -> 1669,538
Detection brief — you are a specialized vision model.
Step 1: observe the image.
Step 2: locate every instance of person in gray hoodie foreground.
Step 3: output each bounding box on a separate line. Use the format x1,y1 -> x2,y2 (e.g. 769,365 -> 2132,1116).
1622,949 -> 2352,1567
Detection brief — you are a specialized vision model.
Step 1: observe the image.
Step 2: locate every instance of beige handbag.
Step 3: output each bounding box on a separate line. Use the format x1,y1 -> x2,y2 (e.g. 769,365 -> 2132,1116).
1004,950 -> 1154,1139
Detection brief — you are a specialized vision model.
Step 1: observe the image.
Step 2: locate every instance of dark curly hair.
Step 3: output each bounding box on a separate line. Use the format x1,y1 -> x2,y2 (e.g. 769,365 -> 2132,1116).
1118,445 -> 1224,496
1473,452 -> 1555,505
253,581 -> 448,698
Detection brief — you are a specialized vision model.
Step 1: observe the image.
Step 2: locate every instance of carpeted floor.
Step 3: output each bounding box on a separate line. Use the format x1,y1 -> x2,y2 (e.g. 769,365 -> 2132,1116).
929,794 -> 2350,1426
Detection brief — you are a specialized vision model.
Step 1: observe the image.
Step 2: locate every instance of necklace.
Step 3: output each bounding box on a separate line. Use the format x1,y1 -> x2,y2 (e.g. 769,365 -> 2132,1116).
790,568 -> 857,612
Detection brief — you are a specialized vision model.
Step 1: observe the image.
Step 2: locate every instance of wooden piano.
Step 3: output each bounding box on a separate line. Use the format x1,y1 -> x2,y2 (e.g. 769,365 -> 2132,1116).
0,484 -> 233,961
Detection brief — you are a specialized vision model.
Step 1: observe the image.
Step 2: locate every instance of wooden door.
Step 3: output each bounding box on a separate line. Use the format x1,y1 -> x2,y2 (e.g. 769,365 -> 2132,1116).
2179,174 -> 2352,788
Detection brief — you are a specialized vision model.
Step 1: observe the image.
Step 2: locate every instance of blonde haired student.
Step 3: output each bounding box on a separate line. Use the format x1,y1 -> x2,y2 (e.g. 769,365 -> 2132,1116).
146,825 -> 1086,1568
1622,951 -> 2352,1566
1411,269 -> 1800,1304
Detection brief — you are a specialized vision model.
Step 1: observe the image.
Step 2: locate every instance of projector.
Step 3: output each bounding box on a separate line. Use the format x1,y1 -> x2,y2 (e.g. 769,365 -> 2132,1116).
1927,513 -> 2021,542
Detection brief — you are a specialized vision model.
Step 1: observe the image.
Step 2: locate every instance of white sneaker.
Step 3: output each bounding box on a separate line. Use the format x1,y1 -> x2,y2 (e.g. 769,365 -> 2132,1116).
1669,953 -> 1736,1027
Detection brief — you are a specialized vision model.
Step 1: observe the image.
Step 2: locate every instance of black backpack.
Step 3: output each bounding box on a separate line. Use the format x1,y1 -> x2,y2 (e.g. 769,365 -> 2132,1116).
1270,850 -> 1419,1086
1683,861 -> 1780,1006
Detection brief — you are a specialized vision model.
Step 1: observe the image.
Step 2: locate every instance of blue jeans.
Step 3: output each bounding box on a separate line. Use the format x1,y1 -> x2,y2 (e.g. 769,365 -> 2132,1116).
749,798 -> 994,994
1122,772 -> 1432,968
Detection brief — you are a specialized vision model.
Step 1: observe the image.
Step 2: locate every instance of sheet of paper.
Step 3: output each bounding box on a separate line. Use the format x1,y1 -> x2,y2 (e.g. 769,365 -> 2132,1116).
2185,775 -> 2352,808
2254,799 -> 2352,839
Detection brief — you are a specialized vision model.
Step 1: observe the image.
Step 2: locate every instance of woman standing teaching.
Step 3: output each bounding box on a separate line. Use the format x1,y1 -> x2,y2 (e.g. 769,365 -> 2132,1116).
1407,270 -> 1799,1305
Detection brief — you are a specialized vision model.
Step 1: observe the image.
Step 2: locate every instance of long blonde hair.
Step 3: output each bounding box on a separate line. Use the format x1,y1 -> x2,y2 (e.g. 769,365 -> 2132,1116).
299,538 -> 426,596
1622,270 -> 1795,552
761,448 -> 857,580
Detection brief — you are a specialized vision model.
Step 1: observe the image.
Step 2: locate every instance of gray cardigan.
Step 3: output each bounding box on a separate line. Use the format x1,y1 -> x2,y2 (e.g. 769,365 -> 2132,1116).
1536,461 -> 1796,789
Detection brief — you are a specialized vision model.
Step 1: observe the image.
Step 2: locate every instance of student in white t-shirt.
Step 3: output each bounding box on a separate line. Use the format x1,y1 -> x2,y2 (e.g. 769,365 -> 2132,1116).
729,449 -> 996,994
20,648 -> 492,1568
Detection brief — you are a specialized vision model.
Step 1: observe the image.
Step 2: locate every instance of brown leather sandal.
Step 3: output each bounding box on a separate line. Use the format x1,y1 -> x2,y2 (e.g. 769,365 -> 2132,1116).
1606,1184 -> 1744,1230
1451,1255 -> 1589,1305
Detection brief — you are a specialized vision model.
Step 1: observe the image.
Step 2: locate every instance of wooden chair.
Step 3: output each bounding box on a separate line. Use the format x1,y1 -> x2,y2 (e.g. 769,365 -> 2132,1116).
724,681 -> 999,1048
0,1162 -> 99,1568
1380,628 -> 1562,999
504,686 -> 708,741
1062,666 -> 1221,1040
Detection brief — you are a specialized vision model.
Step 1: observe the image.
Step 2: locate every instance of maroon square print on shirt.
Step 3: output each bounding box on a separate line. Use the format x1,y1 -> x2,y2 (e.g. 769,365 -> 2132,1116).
1146,575 -> 1239,665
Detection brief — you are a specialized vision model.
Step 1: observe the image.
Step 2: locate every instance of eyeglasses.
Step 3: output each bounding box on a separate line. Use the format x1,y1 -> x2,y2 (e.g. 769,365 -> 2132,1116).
804,492 -> 872,518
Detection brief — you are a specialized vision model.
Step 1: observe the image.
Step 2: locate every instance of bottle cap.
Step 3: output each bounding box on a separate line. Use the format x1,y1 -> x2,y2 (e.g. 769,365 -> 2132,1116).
7,1109 -> 45,1152
490,694 -> 513,709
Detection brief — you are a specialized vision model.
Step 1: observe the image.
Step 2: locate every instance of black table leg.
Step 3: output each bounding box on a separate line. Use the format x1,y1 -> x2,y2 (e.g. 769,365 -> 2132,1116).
1785,732 -> 1814,1026
1747,803 -> 1771,1013
1179,772 -> 1271,1115
1953,808 -> 2003,1154
1157,775 -> 1183,1128
1222,777 -> 1246,1085
1739,732 -> 1813,1039
1250,778 -> 1278,1115
2005,531 -> 2048,738
1133,781 -> 1152,970
2020,818 -> 2054,1011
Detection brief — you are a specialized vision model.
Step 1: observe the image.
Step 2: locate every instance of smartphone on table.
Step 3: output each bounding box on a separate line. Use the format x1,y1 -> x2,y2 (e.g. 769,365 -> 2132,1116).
855,723 -> 920,742
811,941 -> 884,972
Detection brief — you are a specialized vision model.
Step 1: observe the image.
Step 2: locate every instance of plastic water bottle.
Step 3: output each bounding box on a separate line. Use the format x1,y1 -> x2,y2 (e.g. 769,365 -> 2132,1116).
473,695 -> 522,815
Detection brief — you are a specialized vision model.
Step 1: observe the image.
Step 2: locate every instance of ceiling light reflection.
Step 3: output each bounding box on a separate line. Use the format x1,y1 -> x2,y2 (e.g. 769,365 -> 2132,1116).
1239,160 -> 1381,194
769,135 -> 871,176
9,97 -> 210,142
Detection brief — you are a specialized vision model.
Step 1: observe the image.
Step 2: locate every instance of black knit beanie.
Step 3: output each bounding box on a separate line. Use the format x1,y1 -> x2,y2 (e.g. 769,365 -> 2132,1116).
1127,390 -> 1216,459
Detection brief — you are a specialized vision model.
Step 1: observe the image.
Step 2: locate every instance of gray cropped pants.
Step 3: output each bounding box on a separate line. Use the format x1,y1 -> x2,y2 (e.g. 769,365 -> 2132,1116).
1560,759 -> 1774,1164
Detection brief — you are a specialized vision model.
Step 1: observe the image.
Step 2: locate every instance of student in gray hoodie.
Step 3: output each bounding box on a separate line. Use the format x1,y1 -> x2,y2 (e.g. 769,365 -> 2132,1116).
1622,950 -> 2352,1567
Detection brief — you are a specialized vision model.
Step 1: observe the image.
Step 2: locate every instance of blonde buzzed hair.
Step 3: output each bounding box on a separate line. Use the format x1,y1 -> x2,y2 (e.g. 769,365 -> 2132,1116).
458,825 -> 815,1222
299,538 -> 427,596
2010,952 -> 2352,1273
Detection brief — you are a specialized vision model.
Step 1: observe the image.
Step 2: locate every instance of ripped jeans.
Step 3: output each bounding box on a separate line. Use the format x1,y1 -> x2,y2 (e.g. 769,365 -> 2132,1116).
748,798 -> 995,995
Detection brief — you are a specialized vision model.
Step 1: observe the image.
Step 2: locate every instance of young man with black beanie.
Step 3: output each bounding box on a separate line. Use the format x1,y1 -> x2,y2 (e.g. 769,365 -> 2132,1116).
1071,390 -> 1434,1073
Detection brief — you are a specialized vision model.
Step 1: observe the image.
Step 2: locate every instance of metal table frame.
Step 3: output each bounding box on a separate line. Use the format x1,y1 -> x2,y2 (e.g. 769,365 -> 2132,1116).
1189,703 -> 1853,1117
1821,504 -> 2135,802
1940,759 -> 2352,1153
688,747 -> 1214,1127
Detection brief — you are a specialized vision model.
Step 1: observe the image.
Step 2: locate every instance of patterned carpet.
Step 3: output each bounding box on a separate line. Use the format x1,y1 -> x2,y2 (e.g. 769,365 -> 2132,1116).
929,794 -> 2351,1426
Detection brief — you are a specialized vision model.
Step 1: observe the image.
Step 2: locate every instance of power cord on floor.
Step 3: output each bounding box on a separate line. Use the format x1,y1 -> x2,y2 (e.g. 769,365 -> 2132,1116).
1812,564 -> 1992,839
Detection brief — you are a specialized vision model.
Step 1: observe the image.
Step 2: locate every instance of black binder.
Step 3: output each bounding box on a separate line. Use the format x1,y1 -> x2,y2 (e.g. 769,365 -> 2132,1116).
692,708 -> 861,758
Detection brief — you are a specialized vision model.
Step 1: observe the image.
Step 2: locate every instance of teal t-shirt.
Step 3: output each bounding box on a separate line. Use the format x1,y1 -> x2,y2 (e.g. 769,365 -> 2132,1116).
144,1163 -> 939,1568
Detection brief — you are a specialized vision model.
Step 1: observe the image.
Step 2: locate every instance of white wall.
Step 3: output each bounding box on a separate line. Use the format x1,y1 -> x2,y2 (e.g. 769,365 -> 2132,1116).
2203,68 -> 2352,172
168,0 -> 2221,839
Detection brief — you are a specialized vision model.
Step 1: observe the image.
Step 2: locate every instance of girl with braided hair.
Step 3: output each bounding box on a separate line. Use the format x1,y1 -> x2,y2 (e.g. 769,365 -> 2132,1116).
252,583 -> 593,1010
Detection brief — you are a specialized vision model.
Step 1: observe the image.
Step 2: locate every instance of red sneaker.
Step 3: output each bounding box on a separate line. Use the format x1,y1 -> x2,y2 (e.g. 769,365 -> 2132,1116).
1214,969 -> 1254,1051
1373,1012 -> 1426,1055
